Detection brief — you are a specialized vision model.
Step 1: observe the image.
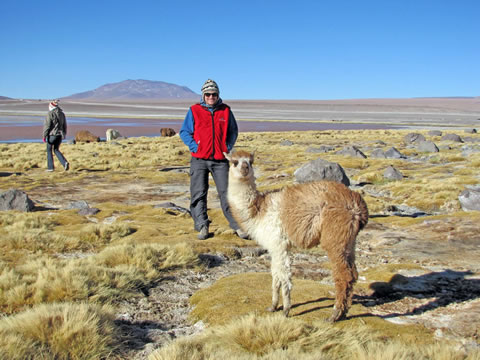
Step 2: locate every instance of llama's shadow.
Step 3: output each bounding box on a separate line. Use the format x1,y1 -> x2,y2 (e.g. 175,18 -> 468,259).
354,269 -> 480,318
291,297 -> 333,316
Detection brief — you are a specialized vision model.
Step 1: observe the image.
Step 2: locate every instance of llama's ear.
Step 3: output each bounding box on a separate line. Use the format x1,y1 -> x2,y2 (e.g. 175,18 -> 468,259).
223,152 -> 232,162
250,151 -> 255,164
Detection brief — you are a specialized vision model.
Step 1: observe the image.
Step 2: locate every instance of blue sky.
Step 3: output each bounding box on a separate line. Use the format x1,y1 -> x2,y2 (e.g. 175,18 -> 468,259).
1,0 -> 478,100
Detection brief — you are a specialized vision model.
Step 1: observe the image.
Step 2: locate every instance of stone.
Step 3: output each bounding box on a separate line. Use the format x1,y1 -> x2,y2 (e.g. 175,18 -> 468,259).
306,145 -> 334,153
106,129 -> 122,141
458,186 -> 480,211
404,133 -> 426,143
336,145 -> 367,158
294,158 -> 350,186
280,139 -> 294,146
428,130 -> 443,137
160,128 -> 176,137
78,207 -> 100,216
383,165 -> 403,180
441,133 -> 463,142
0,189 -> 35,212
370,148 -> 386,158
75,130 -> 100,143
417,140 -> 439,153
464,128 -> 477,134
384,147 -> 405,159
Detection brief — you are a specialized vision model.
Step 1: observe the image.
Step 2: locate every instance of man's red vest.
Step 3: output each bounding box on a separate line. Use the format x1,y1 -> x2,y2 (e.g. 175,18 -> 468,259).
190,103 -> 230,160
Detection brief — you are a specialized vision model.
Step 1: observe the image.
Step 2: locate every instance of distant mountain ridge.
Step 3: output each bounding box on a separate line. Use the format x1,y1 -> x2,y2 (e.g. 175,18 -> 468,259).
0,96 -> 12,100
63,79 -> 199,100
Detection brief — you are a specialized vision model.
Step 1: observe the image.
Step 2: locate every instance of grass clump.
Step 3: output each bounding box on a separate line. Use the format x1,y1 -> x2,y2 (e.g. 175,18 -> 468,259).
0,243 -> 201,314
0,302 -> 122,360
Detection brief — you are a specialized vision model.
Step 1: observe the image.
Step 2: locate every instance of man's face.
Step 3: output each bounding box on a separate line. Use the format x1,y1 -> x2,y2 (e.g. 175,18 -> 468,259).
204,93 -> 218,106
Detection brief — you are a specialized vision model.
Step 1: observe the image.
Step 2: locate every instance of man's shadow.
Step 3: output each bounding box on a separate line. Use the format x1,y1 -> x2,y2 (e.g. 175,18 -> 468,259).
353,269 -> 480,319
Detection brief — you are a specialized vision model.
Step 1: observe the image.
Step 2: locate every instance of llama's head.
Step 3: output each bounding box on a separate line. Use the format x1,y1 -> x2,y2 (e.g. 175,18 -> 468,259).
224,151 -> 254,180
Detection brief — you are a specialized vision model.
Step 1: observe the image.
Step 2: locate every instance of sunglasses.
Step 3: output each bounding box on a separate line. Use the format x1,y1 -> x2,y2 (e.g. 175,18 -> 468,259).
205,93 -> 218,97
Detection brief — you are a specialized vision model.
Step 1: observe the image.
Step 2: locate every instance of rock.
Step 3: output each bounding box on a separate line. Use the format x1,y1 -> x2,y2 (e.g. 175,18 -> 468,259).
78,207 -> 100,216
383,165 -> 403,180
458,186 -> 480,211
66,139 -> 76,145
75,130 -> 100,143
385,147 -> 406,159
0,189 -> 35,212
280,140 -> 294,146
154,202 -> 191,215
66,200 -> 90,210
441,133 -> 463,142
417,140 -> 439,153
461,146 -> 480,157
370,148 -> 386,158
428,130 -> 443,137
336,145 -> 367,158
294,158 -> 350,186
404,133 -> 426,143
106,129 -> 122,141
160,128 -> 176,137
306,145 -> 334,153
464,128 -> 477,134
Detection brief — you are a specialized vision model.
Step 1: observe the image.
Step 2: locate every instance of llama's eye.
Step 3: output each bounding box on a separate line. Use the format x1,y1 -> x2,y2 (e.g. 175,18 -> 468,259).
233,160 -> 239,167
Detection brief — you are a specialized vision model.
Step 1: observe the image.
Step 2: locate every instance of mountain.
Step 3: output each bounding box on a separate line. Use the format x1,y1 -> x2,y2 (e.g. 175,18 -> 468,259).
0,96 -> 12,100
63,79 -> 199,100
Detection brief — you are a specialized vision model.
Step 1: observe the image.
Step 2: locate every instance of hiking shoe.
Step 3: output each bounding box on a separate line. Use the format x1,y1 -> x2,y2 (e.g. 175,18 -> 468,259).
46,169 -> 54,172
198,226 -> 209,240
236,229 -> 250,240
64,162 -> 70,171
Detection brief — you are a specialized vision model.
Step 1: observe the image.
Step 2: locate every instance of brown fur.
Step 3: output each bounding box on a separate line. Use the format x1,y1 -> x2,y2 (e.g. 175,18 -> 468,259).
160,128 -> 176,137
225,151 -> 369,322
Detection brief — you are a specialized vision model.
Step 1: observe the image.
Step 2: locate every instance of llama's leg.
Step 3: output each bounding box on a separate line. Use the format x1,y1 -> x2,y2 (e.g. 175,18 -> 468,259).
267,274 -> 281,313
269,246 -> 292,316
326,248 -> 357,322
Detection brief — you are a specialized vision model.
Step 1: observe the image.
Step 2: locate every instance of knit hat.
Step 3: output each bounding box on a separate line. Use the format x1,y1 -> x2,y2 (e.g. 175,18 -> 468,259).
201,79 -> 219,96
48,100 -> 58,111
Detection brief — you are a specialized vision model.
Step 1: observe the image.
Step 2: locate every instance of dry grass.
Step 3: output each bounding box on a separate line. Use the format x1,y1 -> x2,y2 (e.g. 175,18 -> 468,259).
1,129 -> 479,357
0,302 -> 122,360
150,313 -> 479,360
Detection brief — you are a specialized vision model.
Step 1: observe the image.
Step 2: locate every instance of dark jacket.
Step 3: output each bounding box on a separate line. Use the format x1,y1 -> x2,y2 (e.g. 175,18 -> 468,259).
43,107 -> 67,139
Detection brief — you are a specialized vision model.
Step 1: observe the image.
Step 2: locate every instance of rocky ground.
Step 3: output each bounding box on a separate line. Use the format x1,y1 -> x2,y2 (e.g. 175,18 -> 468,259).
26,176 -> 480,359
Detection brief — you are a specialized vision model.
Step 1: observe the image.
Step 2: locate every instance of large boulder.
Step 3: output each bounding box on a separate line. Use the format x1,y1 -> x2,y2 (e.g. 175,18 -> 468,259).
160,128 -> 176,137
294,158 -> 350,186
404,133 -> 426,144
458,186 -> 480,211
441,133 -> 463,142
0,189 -> 35,212
75,130 -> 100,143
106,129 -> 122,141
417,140 -> 439,153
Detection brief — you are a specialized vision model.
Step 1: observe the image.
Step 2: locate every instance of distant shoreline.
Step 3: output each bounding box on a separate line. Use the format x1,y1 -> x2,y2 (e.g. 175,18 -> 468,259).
0,116 -> 404,142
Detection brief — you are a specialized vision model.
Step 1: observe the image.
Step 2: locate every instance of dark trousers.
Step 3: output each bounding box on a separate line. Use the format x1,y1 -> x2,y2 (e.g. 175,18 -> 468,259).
46,135 -> 67,170
189,157 -> 240,231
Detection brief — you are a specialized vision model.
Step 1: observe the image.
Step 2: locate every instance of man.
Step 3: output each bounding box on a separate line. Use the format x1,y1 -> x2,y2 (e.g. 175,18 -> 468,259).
180,79 -> 248,240
43,100 -> 69,172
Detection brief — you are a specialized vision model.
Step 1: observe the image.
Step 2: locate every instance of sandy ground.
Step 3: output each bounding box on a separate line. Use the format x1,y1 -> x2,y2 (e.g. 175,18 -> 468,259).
1,97 -> 479,141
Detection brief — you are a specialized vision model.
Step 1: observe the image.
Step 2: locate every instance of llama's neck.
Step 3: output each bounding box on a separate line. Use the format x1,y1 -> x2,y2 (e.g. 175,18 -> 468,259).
228,175 -> 260,220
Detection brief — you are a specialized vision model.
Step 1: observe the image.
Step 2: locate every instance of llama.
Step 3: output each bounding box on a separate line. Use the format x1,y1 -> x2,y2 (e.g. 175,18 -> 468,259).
224,150 -> 369,322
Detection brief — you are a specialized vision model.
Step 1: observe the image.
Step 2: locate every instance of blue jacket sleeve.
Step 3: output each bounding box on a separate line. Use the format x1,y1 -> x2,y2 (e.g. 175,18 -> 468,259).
179,108 -> 198,153
226,110 -> 238,152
